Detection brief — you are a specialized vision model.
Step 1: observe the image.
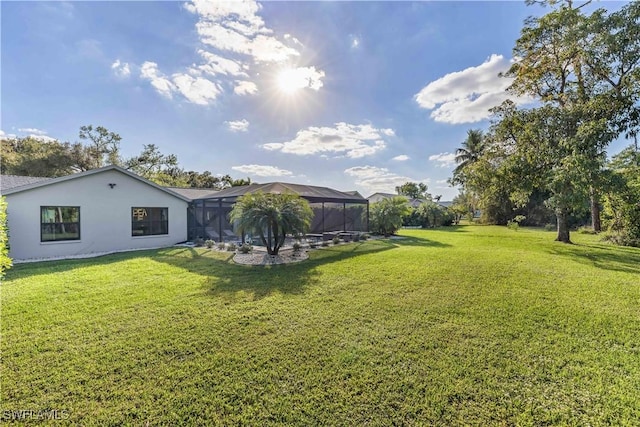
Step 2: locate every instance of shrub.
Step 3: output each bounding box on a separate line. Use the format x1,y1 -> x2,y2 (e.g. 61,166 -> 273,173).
321,240 -> 330,247
577,226 -> 598,235
361,233 -> 370,240
292,241 -> 302,251
239,243 -> 252,254
205,239 -> 215,248
0,197 -> 11,278
332,236 -> 340,245
217,242 -> 226,250
353,234 -> 361,242
602,232 -> 640,248
309,241 -> 319,249
194,238 -> 205,247
226,243 -> 237,252
369,197 -> 411,236
507,215 -> 526,231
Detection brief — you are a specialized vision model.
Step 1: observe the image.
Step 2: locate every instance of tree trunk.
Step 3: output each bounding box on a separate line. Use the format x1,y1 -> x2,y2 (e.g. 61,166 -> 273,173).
556,209 -> 571,243
590,187 -> 601,233
266,225 -> 274,255
271,221 -> 280,255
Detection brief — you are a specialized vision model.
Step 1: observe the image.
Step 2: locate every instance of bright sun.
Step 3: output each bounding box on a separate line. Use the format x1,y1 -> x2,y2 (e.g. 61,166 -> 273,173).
276,68 -> 305,94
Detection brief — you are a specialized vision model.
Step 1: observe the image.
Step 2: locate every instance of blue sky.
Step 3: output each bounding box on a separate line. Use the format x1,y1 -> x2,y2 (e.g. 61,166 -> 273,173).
1,1 -> 630,200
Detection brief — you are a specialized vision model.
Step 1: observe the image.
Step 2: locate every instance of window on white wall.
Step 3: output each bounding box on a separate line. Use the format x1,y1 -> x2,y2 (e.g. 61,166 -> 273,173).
41,206 -> 80,242
132,207 -> 168,236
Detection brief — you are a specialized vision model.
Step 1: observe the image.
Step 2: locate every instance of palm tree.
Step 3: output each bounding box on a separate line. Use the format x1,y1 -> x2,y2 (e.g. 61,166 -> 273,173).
452,129 -> 485,184
229,192 -> 313,255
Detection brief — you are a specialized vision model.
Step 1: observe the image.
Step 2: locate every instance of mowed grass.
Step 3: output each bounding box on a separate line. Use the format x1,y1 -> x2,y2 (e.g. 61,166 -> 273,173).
2,226 -> 639,425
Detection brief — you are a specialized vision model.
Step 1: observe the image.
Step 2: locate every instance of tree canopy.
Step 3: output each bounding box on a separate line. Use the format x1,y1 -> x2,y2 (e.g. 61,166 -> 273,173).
0,125 -> 251,189
450,1 -> 639,245
395,182 -> 431,200
500,0 -> 640,241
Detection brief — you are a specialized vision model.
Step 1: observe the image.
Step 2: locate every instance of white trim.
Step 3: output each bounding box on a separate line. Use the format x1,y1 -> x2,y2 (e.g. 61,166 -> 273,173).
40,240 -> 83,245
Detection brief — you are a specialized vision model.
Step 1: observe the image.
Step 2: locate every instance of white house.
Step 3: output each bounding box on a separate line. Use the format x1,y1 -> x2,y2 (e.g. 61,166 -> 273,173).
1,165 -> 190,262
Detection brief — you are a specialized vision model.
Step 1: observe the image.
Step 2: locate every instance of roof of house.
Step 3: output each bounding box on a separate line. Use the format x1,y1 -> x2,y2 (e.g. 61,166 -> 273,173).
367,192 -> 397,199
1,165 -> 191,202
165,187 -> 220,200
366,192 -> 436,208
198,182 -> 367,204
1,175 -> 52,192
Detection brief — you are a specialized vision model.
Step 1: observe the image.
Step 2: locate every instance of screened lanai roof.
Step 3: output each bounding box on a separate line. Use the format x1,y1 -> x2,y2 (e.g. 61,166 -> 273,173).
165,187 -> 219,200
198,182 -> 367,204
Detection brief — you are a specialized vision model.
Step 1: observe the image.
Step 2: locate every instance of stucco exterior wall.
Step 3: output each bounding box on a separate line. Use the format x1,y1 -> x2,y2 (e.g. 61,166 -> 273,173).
5,169 -> 188,261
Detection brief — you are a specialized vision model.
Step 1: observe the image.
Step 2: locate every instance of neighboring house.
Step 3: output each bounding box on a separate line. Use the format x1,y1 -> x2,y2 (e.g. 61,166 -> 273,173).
1,165 -> 190,262
367,192 -> 427,208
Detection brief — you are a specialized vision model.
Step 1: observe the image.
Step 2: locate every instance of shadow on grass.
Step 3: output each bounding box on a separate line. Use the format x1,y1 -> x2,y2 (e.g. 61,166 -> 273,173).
546,242 -> 640,276
156,239 -> 397,300
378,235 -> 452,248
401,225 -> 469,234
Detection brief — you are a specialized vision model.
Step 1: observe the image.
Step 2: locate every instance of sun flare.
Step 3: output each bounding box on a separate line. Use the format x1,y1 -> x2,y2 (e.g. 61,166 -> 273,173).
276,68 -> 304,94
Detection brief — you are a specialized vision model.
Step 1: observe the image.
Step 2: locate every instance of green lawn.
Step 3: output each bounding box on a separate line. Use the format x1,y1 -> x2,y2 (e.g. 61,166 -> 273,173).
2,226 -> 639,425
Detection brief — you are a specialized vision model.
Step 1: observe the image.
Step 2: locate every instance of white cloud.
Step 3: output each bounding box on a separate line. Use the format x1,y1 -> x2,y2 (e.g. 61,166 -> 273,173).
18,128 -> 47,135
172,73 -> 221,105
140,62 -> 175,99
392,154 -> 409,161
0,130 -> 17,139
196,50 -> 247,77
234,80 -> 258,95
138,0 -> 323,105
14,128 -> 57,142
344,166 -> 421,194
278,66 -> 324,91
436,179 -> 449,184
263,123 -> 393,158
232,164 -> 293,177
30,135 -> 58,143
429,152 -> 457,168
140,61 -> 221,104
185,0 -> 300,63
284,33 -> 304,47
111,59 -> 131,78
415,54 -> 532,124
226,119 -> 250,132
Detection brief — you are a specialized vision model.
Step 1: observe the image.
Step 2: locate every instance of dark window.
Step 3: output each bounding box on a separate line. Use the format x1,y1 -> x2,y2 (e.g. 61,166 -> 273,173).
41,206 -> 80,242
132,207 -> 168,236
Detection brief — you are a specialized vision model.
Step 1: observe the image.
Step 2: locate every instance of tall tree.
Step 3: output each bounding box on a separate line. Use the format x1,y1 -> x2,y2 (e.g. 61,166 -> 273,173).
601,143 -> 640,246
0,136 -> 76,177
395,182 -> 430,199
489,102 -> 591,242
77,125 -> 122,170
452,129 -> 486,185
505,1 -> 640,236
124,144 -> 180,181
